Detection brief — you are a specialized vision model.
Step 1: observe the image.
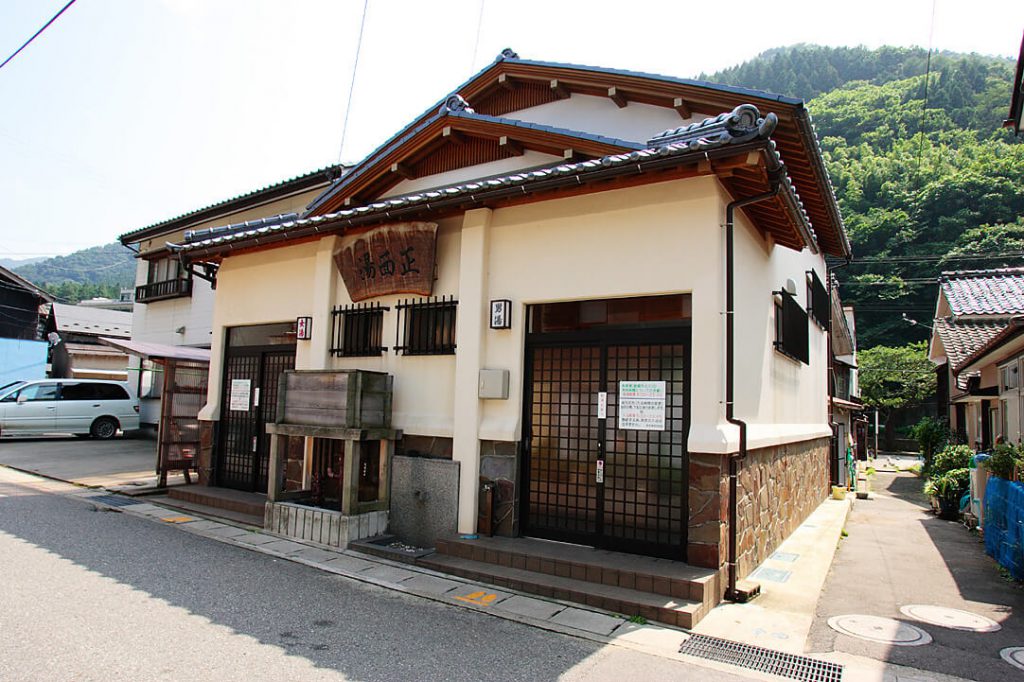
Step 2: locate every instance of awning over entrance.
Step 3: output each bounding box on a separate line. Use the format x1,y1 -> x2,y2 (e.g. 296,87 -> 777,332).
99,337 -> 211,364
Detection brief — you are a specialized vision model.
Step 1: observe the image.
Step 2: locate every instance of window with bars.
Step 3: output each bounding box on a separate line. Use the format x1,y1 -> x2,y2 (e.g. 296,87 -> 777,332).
394,296 -> 458,355
774,289 -> 809,364
330,303 -> 388,356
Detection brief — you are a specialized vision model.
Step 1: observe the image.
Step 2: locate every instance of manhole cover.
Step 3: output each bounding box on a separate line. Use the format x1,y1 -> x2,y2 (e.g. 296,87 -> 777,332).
1001,647 -> 1024,671
900,605 -> 1001,633
827,615 -> 932,646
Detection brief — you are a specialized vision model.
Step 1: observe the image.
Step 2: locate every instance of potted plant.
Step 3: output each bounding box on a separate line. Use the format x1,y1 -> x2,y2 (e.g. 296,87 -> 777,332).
924,467 -> 970,520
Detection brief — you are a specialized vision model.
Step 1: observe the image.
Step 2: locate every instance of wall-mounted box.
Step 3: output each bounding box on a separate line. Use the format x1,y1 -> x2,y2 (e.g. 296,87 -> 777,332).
478,368 -> 509,400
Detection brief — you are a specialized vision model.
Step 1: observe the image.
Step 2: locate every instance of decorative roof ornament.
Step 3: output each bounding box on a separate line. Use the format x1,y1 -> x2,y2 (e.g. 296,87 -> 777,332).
498,48 -> 519,60
647,103 -> 777,148
440,94 -> 475,115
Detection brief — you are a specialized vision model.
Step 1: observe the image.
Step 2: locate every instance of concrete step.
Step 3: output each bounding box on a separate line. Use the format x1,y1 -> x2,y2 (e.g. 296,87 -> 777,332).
167,485 -> 266,519
435,535 -> 719,614
149,495 -> 264,528
421,553 -> 705,629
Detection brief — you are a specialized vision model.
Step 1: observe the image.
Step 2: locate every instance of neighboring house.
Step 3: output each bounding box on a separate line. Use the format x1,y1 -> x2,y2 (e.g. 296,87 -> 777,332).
47,303 -> 132,381
929,268 -> 1024,448
830,281 -> 863,482
117,165 -> 345,426
171,51 -> 851,616
953,313 -> 1024,445
0,265 -> 53,384
1006,30 -> 1024,135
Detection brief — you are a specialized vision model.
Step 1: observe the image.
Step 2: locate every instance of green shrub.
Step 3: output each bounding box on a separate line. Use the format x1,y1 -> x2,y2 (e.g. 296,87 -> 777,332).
982,443 -> 1022,480
924,467 -> 971,499
911,417 -> 949,471
931,444 -> 974,477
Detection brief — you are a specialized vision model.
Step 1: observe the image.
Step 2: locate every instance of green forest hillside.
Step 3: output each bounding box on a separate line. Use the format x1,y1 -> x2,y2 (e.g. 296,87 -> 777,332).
705,45 -> 1024,348
12,242 -> 136,303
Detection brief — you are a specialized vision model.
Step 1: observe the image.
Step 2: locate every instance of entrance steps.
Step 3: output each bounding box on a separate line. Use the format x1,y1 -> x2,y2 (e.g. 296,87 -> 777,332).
420,535 -> 720,629
166,485 -> 266,525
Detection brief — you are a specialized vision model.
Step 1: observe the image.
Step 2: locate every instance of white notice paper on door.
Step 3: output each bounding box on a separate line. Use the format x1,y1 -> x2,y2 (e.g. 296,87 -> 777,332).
617,381 -> 666,431
229,379 -> 251,411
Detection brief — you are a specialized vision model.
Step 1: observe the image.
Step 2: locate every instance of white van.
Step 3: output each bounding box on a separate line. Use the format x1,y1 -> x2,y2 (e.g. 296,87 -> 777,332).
0,379 -> 140,439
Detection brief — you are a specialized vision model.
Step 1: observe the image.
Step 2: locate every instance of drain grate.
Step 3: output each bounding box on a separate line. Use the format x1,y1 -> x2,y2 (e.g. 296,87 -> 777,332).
679,633 -> 843,682
88,494 -> 140,509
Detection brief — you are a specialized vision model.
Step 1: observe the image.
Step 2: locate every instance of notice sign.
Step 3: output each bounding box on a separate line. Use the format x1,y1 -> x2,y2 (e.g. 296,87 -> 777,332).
229,379 -> 251,412
617,381 -> 666,431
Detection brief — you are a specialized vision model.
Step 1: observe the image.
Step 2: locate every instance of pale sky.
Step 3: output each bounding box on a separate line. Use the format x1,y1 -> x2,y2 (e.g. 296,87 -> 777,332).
0,0 -> 1021,258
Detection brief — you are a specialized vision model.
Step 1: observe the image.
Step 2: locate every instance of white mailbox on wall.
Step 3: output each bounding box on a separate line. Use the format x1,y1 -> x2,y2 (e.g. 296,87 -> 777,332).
478,369 -> 510,400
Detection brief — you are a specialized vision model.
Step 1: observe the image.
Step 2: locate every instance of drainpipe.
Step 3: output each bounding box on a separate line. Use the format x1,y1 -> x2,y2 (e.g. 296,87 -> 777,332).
724,182 -> 780,602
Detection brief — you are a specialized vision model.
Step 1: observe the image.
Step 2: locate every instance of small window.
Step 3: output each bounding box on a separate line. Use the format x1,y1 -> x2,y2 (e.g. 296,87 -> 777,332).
1001,363 -> 1019,392
331,303 -> 388,357
18,383 -> 58,401
807,270 -> 829,330
147,257 -> 185,284
395,296 -> 458,355
774,290 -> 809,364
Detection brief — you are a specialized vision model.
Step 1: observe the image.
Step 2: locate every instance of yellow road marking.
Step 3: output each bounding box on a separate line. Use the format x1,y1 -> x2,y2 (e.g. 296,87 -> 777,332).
454,591 -> 499,606
160,516 -> 196,524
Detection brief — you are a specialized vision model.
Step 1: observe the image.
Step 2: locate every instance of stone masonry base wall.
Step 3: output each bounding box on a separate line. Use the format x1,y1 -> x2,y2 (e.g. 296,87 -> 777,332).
688,436 -> 830,591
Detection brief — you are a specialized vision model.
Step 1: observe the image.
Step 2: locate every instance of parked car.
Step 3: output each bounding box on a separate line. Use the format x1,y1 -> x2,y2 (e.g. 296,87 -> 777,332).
0,379 -> 139,439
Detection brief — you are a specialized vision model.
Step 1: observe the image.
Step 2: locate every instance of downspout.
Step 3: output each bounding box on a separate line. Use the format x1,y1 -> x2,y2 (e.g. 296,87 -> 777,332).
724,182 -> 780,602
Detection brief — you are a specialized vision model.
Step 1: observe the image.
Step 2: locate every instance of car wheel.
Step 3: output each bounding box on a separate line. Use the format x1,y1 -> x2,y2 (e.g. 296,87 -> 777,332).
90,417 -> 119,440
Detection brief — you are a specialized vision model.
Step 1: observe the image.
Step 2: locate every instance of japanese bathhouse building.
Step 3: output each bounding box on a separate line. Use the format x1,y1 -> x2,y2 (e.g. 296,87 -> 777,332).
172,51 -> 851,612
930,268 -> 1024,448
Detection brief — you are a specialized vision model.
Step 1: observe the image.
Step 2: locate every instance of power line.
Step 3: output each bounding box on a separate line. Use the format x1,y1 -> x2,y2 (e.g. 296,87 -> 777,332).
0,0 -> 77,72
336,0 -> 370,164
469,0 -> 486,70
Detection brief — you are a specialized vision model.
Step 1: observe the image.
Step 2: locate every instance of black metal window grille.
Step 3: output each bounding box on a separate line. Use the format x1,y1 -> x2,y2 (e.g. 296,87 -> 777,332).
806,269 -> 829,330
394,296 -> 458,355
331,303 -> 388,357
774,290 -> 809,364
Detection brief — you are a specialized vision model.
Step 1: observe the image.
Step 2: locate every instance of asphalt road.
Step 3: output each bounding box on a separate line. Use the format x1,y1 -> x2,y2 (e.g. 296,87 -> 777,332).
807,471 -> 1024,682
0,467 -> 754,682
0,432 -> 161,487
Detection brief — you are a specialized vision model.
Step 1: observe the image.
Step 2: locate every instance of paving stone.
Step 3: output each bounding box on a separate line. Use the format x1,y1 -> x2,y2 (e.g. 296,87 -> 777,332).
401,574 -> 462,596
181,520 -> 227,532
549,607 -> 622,635
232,533 -> 280,546
123,504 -> 165,515
496,595 -> 566,621
291,547 -> 341,564
260,539 -> 309,555
359,565 -> 418,585
321,555 -> 377,574
201,525 -> 252,539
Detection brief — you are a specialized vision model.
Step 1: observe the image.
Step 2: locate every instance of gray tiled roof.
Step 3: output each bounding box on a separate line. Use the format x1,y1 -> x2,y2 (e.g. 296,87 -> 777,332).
941,267 -> 1024,316
934,317 -> 1008,389
172,104 -> 814,256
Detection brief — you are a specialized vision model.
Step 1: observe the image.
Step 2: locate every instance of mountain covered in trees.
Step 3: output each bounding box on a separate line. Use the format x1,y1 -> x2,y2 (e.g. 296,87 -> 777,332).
12,242 -> 136,303
705,45 -> 1024,348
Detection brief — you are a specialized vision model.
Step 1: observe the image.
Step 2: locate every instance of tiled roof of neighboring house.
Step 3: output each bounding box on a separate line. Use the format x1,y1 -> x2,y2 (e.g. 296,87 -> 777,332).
940,267 -> 1024,316
954,317 -> 1024,375
0,264 -> 54,302
934,317 -> 1008,389
119,165 -> 346,244
172,104 -> 816,257
51,303 -> 131,339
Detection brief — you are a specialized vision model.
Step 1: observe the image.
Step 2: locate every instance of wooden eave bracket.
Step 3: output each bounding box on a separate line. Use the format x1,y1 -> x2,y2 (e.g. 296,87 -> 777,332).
498,73 -> 515,91
442,126 -> 466,145
673,97 -> 691,118
391,162 -> 416,180
499,136 -> 524,156
608,87 -> 628,108
550,79 -> 570,99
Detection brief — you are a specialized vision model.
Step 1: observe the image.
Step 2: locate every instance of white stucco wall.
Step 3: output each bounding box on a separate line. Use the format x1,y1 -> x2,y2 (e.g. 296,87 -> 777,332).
383,151 -> 563,198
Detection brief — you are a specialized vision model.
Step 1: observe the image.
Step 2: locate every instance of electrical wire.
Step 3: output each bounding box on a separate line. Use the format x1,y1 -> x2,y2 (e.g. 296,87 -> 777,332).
336,0 -> 370,164
469,0 -> 486,70
0,0 -> 77,72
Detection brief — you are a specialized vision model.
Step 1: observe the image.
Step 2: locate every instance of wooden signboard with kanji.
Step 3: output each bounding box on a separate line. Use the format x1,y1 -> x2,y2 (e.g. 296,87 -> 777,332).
334,222 -> 437,302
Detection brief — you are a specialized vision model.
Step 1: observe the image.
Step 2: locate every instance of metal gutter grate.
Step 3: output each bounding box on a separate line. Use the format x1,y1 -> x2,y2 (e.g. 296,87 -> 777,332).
88,494 -> 141,509
679,633 -> 843,682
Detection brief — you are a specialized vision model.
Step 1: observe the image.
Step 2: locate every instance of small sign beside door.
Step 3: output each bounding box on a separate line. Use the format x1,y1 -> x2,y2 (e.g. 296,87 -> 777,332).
618,380 -> 666,431
229,379 -> 251,411
597,391 -> 607,419
596,459 -> 605,483
295,316 -> 312,340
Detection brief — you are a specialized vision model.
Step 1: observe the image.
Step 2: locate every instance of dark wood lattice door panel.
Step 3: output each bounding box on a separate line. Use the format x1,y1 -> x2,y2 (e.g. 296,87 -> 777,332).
255,352 -> 295,491
218,354 -> 260,490
526,345 -> 601,543
603,343 -> 688,558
